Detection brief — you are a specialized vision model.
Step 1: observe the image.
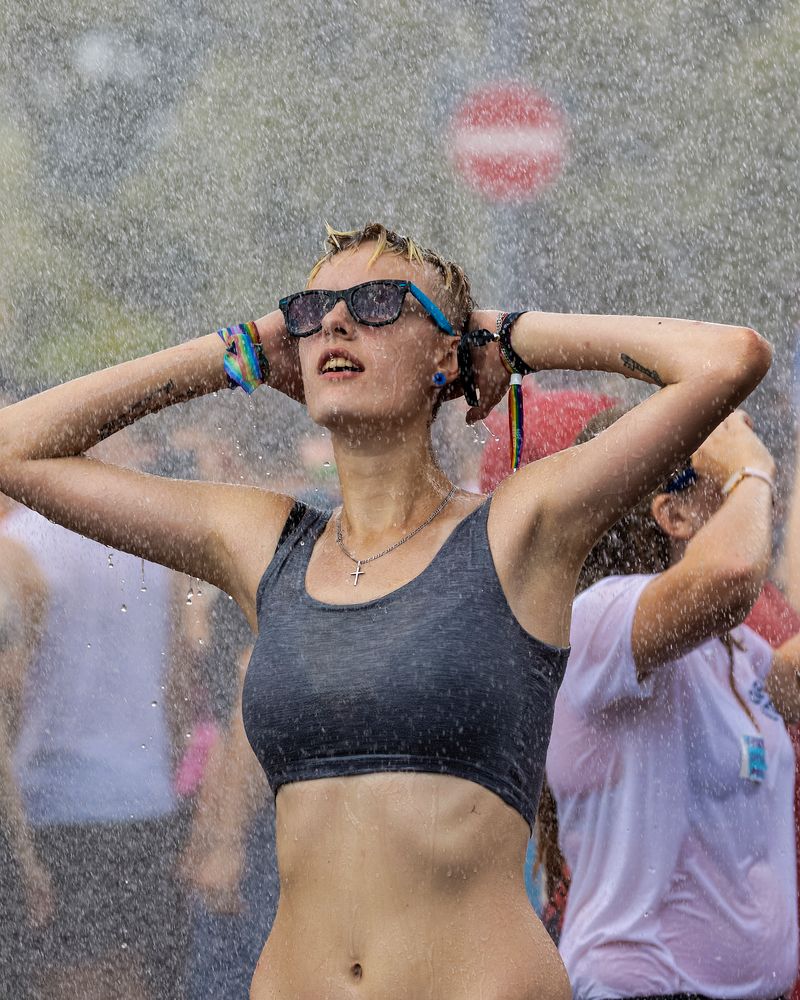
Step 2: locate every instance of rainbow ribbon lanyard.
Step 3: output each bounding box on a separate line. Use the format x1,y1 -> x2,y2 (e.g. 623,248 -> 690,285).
497,313 -> 525,472
216,322 -> 267,394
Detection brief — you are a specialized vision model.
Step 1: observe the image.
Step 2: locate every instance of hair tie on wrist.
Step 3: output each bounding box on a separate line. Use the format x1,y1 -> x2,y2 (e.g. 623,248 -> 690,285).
456,325 -> 499,409
216,323 -> 269,394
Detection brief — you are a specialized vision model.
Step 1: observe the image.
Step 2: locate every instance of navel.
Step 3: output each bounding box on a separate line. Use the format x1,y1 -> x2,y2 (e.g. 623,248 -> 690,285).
350,962 -> 363,980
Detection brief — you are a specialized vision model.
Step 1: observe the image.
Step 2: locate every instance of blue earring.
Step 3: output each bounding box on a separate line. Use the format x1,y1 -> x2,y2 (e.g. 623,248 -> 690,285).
432,372 -> 447,387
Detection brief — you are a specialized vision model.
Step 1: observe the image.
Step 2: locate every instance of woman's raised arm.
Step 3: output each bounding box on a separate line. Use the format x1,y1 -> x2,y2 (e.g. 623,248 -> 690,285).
473,310 -> 772,558
0,312 -> 301,617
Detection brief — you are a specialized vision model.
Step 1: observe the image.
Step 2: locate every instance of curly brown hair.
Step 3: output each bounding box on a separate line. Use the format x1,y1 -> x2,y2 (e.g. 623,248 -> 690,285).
535,405 -> 674,897
309,222 -> 476,336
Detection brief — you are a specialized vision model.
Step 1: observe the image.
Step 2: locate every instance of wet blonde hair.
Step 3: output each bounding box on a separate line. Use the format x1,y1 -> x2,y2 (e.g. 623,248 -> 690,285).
309,222 -> 475,335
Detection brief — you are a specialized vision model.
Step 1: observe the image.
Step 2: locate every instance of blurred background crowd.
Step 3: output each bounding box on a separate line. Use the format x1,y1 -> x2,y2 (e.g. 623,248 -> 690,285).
3,0 -> 800,997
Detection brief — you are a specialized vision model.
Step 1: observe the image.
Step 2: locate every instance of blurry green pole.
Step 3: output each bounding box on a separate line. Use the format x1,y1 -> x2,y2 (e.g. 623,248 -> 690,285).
488,0 -> 537,311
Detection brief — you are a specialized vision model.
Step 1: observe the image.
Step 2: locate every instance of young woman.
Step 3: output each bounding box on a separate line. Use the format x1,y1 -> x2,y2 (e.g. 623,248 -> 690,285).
0,222 -> 772,1000
0,493 -> 51,1000
541,408 -> 799,1000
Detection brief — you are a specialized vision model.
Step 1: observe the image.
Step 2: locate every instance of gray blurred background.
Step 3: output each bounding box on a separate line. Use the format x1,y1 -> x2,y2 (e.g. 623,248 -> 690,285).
0,0 -> 798,463
2,6 -> 800,996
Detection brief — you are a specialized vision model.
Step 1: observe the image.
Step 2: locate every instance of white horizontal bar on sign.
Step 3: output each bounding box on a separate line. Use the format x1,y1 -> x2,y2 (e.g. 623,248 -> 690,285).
452,126 -> 562,158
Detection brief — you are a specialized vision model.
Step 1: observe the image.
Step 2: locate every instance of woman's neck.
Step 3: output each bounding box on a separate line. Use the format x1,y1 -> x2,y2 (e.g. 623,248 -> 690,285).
332,427 -> 453,545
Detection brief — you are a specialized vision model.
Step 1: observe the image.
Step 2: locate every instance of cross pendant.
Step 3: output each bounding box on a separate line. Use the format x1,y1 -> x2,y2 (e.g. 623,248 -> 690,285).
351,562 -> 364,586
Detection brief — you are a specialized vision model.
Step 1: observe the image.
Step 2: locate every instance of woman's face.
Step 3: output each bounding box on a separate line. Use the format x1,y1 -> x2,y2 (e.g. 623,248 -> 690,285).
297,244 -> 455,435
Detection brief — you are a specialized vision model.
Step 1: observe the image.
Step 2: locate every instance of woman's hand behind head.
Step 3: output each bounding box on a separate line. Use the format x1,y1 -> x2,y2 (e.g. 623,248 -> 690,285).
691,410 -> 775,489
255,310 -> 305,403
458,310 -> 517,424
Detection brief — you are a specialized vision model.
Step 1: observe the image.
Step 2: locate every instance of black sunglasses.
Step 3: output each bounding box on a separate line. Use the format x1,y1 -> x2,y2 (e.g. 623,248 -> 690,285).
278,280 -> 454,338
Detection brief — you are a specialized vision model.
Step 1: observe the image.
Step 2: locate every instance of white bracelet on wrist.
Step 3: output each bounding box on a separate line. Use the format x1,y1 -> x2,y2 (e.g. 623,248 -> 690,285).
721,467 -> 776,502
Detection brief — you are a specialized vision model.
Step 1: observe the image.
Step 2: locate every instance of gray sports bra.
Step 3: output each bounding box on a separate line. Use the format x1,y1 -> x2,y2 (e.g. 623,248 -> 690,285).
241,499 -> 569,830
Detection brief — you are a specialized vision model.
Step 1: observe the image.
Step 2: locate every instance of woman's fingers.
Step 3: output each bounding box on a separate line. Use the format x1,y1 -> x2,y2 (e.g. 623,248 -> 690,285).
691,409 -> 774,485
465,383 -> 506,424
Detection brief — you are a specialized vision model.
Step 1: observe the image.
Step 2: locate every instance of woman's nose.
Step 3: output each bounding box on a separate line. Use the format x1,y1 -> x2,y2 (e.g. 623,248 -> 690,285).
320,298 -> 356,338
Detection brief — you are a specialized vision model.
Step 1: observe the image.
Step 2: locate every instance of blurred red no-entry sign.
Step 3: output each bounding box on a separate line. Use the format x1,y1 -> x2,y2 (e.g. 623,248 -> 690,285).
450,83 -> 567,201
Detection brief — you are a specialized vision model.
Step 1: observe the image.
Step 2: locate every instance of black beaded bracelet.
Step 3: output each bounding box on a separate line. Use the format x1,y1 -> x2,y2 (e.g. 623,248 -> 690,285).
498,311 -> 535,376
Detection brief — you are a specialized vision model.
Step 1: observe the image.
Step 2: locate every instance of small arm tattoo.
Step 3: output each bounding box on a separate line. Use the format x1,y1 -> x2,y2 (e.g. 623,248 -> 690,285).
97,380 -> 181,440
620,353 -> 665,387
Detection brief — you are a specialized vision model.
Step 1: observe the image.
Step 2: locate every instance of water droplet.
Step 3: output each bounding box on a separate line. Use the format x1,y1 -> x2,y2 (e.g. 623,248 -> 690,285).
186,587 -> 193,605
86,642 -> 91,649
151,701 -> 158,708
107,552 -> 114,568
120,604 -> 127,613
323,461 -> 331,467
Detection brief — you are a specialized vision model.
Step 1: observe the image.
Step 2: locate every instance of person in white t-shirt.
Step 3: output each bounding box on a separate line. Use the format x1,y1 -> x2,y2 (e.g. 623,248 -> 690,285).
543,409 -> 800,1000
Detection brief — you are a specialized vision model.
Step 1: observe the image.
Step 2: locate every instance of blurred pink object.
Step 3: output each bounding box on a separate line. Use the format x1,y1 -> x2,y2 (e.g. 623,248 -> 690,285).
174,720 -> 220,796
479,386 -> 617,493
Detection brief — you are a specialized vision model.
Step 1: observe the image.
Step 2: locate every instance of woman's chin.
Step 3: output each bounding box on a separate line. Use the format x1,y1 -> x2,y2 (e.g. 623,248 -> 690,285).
307,400 -> 381,433
309,403 -> 426,439
306,384 -> 432,436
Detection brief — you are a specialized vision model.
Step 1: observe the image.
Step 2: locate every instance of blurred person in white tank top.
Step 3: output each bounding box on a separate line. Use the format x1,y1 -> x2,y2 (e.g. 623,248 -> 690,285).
0,487 -> 52,998
2,427 -> 195,1000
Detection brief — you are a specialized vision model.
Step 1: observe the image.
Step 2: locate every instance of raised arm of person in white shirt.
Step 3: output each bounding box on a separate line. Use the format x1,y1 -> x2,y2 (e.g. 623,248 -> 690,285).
625,411 -> 800,724
631,413 -> 772,670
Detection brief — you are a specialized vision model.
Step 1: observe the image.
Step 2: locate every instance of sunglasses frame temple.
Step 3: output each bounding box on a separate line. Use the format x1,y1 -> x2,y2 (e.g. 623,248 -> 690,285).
408,284 -> 454,336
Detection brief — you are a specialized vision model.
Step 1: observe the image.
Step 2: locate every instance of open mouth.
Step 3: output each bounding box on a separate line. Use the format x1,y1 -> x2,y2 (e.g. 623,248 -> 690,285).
318,351 -> 365,376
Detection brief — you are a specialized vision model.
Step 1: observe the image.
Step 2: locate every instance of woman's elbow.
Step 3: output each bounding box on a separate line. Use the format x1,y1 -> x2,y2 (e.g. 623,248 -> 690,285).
724,326 -> 773,390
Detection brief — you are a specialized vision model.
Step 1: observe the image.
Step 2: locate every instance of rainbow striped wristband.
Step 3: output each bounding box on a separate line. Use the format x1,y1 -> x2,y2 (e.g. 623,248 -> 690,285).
216,322 -> 269,394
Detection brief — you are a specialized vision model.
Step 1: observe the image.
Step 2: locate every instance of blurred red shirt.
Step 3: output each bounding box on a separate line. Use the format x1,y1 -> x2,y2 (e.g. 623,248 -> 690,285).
478,385 -> 616,494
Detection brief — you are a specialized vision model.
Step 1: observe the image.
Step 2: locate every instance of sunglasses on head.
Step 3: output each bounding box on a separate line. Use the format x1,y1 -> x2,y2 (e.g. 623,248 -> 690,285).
279,279 -> 454,338
664,464 -> 698,493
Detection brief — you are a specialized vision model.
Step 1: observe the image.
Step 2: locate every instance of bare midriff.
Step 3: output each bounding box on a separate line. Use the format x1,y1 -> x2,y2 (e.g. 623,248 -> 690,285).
249,771 -> 571,1000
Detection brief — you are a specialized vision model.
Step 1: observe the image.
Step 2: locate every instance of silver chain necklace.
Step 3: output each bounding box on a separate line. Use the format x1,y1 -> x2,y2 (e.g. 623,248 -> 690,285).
335,486 -> 458,586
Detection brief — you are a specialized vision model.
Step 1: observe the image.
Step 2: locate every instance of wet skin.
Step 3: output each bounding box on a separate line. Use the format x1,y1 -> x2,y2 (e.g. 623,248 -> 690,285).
0,214 -> 769,999
251,771 -> 569,1000
244,248 -> 575,998
246,496 -> 573,1000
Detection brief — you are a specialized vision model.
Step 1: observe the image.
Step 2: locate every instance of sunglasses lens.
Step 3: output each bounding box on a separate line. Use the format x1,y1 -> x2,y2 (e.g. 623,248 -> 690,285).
286,292 -> 328,336
351,282 -> 405,325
